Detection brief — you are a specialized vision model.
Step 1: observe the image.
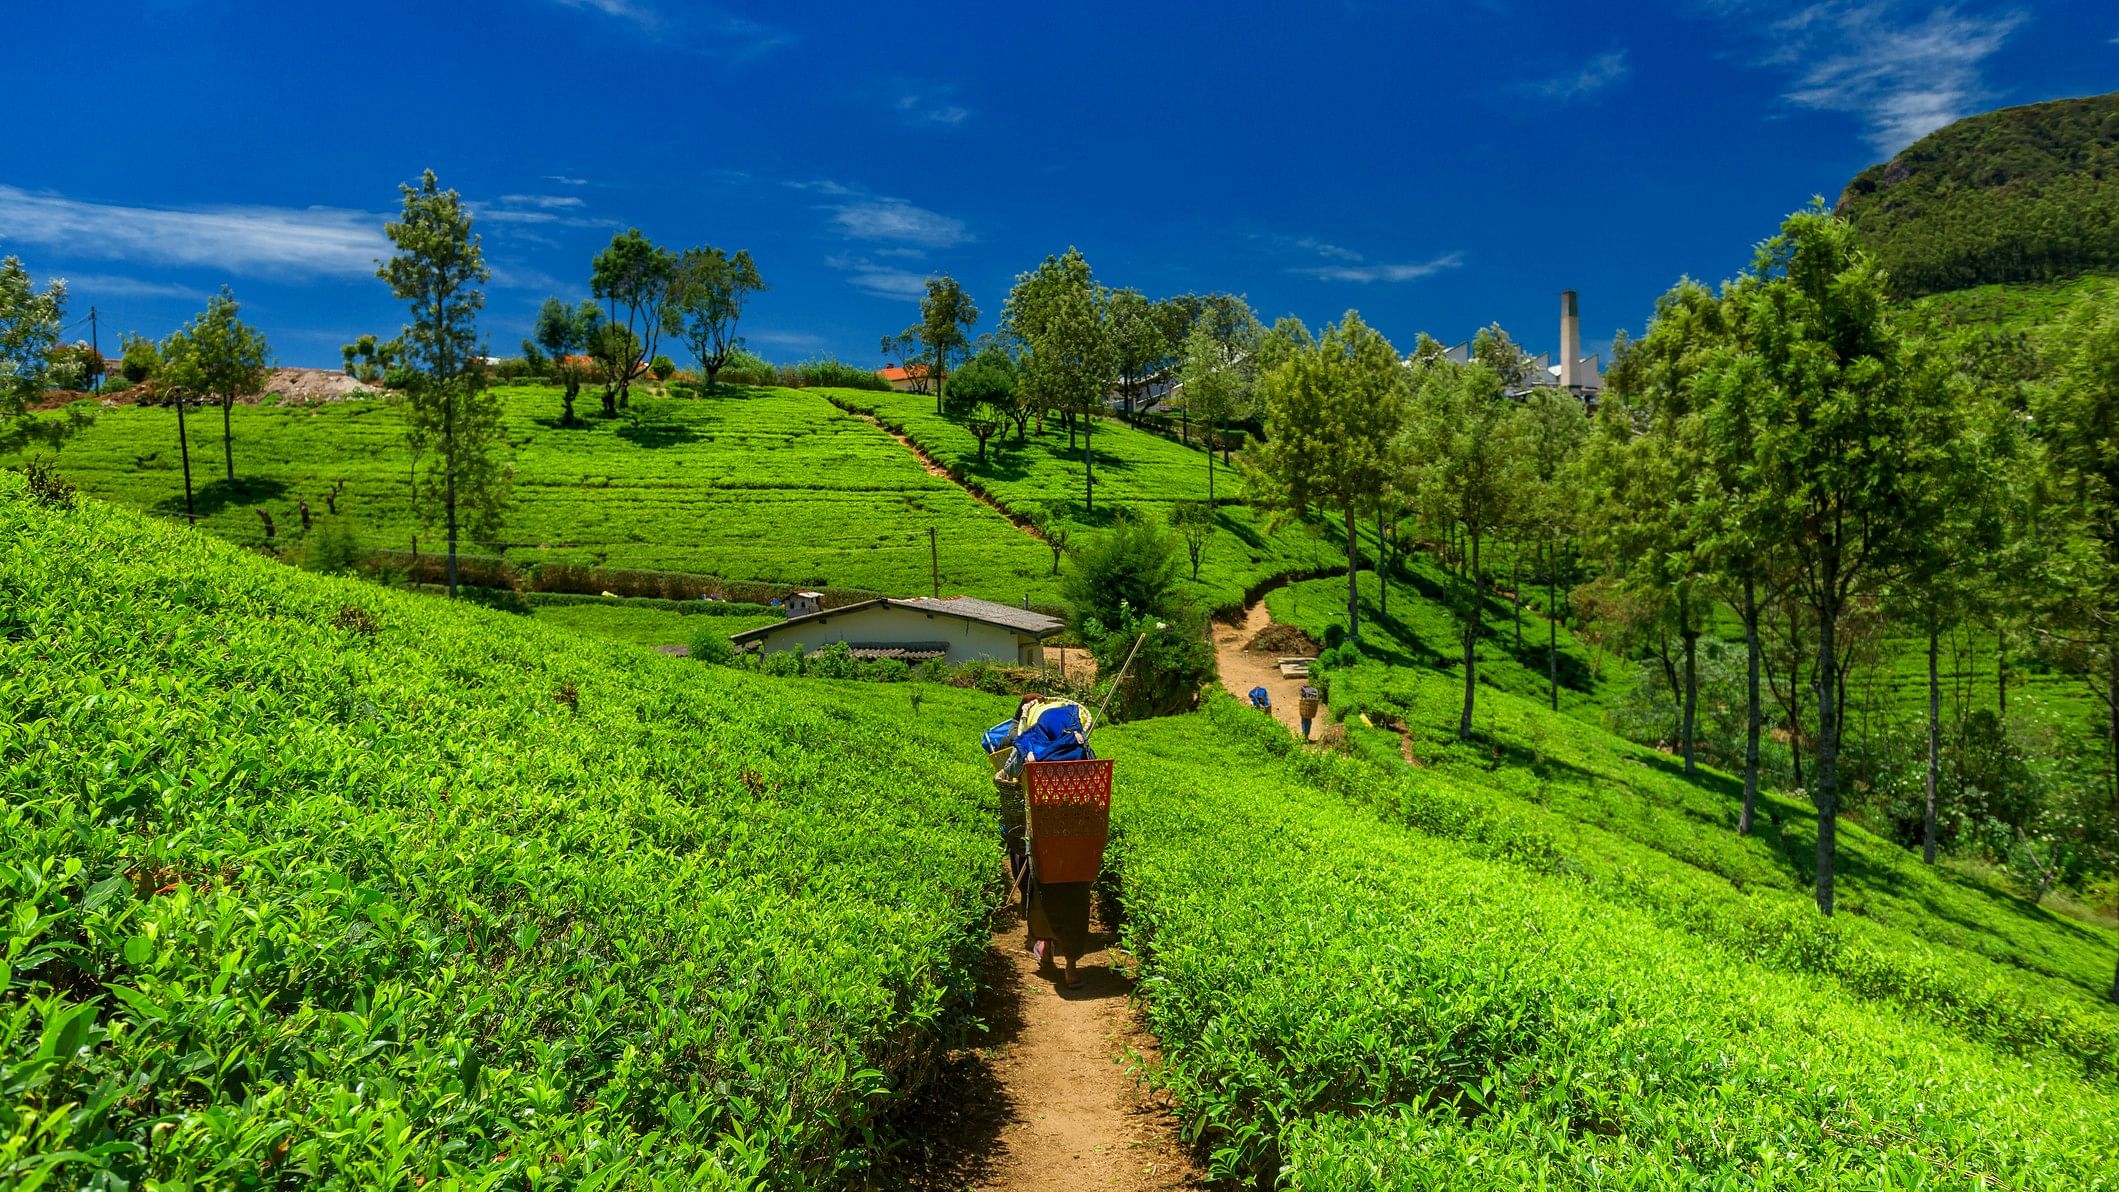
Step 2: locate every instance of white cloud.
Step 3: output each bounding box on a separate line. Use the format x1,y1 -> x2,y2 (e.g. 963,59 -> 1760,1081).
826,255 -> 931,299
895,89 -> 971,126
42,272 -> 208,302
544,174 -> 591,186
1720,2 -> 2025,154
546,0 -> 793,58
0,185 -> 388,278
498,193 -> 586,209
1525,49 -> 1629,102
790,181 -> 971,249
1296,254 -> 1465,283
746,328 -> 831,351
1283,236 -> 1463,283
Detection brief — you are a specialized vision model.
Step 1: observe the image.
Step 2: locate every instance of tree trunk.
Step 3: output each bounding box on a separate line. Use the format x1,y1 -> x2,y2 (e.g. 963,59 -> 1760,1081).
1206,434 -> 1215,507
1460,529 -> 1481,741
1680,588 -> 1699,778
176,396 -> 196,525
706,364 -> 720,392
444,387 -> 459,600
1547,542 -> 1559,712
601,385 -> 617,418
1343,504 -> 1361,644
1741,576 -> 1761,836
1814,589 -> 1841,917
2108,636 -> 2118,814
221,395 -> 234,482
1512,547 -> 1523,652
1377,508 -> 1388,621
1083,416 -> 1094,514
1924,619 -> 1942,864
1997,630 -> 2008,719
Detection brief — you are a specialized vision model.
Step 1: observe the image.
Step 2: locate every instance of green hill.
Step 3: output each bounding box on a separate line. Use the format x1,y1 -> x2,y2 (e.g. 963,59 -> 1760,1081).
10,474 -> 2119,1185
3,382 -> 1348,614
1838,91 -> 2119,298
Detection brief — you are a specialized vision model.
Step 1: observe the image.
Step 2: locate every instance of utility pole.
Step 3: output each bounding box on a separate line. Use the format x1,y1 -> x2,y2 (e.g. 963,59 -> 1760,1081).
929,527 -> 940,598
88,305 -> 100,392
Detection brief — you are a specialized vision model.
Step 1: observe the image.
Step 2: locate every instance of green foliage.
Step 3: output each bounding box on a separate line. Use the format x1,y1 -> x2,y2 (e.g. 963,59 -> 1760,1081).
1101,689 -> 2119,1185
117,333 -> 158,386
778,357 -> 891,391
686,620 -> 739,664
1061,513 -> 1179,634
1839,92 -> 2119,297
589,228 -> 678,410
1082,600 -> 1213,720
648,354 -> 675,381
159,287 -> 271,483
674,245 -> 766,391
0,255 -> 65,417
920,275 -> 978,410
945,343 -> 1016,405
804,640 -> 863,680
301,515 -> 362,574
1006,247 -> 1115,509
0,471 -> 1013,1186
1169,499 -> 1212,581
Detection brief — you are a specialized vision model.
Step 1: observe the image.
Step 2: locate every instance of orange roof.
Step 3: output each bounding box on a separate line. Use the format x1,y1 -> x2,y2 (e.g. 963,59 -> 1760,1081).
878,364 -> 936,382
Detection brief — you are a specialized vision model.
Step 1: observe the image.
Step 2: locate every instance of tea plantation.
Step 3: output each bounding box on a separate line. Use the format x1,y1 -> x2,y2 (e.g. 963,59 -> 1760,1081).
0,470 -> 1021,1187
1098,697 -> 2119,1186
0,385 -> 1058,605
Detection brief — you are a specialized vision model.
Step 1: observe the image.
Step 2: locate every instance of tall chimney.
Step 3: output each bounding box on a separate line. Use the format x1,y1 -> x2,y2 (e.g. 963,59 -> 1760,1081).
1559,290 -> 1581,390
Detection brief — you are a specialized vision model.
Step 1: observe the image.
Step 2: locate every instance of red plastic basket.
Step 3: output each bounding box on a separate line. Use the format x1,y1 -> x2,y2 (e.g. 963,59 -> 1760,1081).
1023,759 -> 1113,884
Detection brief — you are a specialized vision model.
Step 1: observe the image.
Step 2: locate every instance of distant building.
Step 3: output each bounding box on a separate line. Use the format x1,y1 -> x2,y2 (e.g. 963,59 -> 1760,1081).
787,590 -> 824,616
729,595 -> 1064,666
1434,290 -> 1605,400
878,363 -> 937,394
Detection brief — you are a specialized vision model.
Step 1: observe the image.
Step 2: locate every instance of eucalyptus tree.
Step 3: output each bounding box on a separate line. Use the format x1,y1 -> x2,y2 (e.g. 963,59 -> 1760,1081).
589,228 -> 677,414
1108,287 -> 1169,421
534,297 -> 601,425
1005,248 -> 1114,511
1512,386 -> 1590,711
1408,345 -> 1521,739
676,246 -> 766,392
1256,311 -> 1410,646
157,287 -> 269,486
1723,206 -> 1940,916
378,169 -> 509,600
0,254 -> 64,419
1594,280 -> 1730,778
1177,322 -> 1244,505
920,275 -> 978,412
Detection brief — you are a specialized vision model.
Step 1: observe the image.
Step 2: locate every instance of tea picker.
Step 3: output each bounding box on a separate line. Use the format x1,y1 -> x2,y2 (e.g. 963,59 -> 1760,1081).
979,632 -> 1147,988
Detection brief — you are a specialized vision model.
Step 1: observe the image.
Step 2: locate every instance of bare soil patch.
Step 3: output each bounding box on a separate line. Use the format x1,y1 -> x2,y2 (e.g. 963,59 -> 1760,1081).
1245,623 -> 1319,656
1213,599 -> 1309,739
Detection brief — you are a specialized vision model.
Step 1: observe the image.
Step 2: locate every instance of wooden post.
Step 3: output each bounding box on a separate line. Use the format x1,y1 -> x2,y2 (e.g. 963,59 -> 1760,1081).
929,527 -> 939,598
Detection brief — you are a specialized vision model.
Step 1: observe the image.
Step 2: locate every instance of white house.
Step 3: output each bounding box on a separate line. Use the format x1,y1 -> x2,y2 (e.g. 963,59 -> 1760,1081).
730,595 -> 1064,666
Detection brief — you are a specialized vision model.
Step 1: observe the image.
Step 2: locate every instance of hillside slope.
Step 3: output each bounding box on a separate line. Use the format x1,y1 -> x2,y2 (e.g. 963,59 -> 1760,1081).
0,472 -> 1015,1187
1838,91 -> 2119,297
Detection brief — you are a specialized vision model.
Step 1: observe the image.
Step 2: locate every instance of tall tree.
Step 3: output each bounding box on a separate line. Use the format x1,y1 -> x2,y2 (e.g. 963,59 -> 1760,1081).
533,296 -> 600,426
0,254 -> 65,419
676,246 -> 766,392
920,275 -> 978,413
1594,281 -> 1729,777
1256,311 -> 1410,646
589,229 -> 677,415
1176,322 -> 1245,505
1721,206 -> 1938,916
1006,248 -> 1114,512
1107,287 -> 1169,421
1409,347 -> 1520,738
378,170 -> 509,600
1513,387 -> 1589,711
158,287 -> 270,484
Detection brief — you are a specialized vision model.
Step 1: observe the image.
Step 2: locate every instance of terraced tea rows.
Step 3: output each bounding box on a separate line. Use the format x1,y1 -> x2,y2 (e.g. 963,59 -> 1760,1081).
0,471 -> 1017,1187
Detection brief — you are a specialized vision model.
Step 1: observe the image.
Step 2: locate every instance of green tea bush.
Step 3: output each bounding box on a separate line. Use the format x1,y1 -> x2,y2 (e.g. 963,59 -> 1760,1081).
687,622 -> 739,664
1099,696 -> 2119,1186
0,474 -> 1011,1187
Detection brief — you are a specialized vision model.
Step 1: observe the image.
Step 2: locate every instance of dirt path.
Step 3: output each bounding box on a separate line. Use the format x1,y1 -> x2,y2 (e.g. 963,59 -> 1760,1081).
1212,599 -> 1309,739
896,906 -> 1204,1190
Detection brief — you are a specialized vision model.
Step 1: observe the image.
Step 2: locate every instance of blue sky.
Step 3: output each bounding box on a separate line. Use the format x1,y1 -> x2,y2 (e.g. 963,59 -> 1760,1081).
6,1 -> 2114,369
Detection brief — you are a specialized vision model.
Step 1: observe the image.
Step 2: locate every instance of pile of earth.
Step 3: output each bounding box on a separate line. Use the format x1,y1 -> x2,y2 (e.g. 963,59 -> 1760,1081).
1246,624 -> 1319,655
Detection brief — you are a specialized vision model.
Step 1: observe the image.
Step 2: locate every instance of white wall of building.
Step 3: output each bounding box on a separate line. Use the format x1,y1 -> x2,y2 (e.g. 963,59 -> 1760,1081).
747,604 -> 1044,665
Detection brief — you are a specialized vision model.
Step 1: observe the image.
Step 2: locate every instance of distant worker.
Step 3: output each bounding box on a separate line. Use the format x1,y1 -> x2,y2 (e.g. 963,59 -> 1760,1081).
1248,686 -> 1272,711
1299,684 -> 1321,739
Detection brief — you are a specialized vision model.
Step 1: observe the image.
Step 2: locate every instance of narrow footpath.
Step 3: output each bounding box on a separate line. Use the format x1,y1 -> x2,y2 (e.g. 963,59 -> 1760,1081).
1211,599 -> 1308,738
898,906 -> 1204,1190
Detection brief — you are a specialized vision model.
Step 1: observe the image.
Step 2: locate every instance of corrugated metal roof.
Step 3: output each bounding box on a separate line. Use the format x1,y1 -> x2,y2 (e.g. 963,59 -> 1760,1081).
729,595 -> 1064,643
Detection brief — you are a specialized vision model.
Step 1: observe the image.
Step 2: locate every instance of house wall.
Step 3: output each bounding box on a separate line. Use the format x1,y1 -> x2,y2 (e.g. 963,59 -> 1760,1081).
747,604 -> 1042,665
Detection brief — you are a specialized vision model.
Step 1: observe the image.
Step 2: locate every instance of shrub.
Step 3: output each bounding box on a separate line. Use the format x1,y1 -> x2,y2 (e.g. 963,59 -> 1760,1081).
119,333 -> 159,385
806,640 -> 863,680
866,658 -> 911,683
302,516 -> 362,575
18,457 -> 75,509
1062,513 -> 1181,636
1081,600 -> 1215,720
778,357 -> 892,391
760,648 -> 801,677
687,624 -> 738,665
649,355 -> 676,381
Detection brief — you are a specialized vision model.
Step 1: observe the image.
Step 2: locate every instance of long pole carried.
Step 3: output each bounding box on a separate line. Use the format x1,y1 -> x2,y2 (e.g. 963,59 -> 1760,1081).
1092,632 -> 1150,729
